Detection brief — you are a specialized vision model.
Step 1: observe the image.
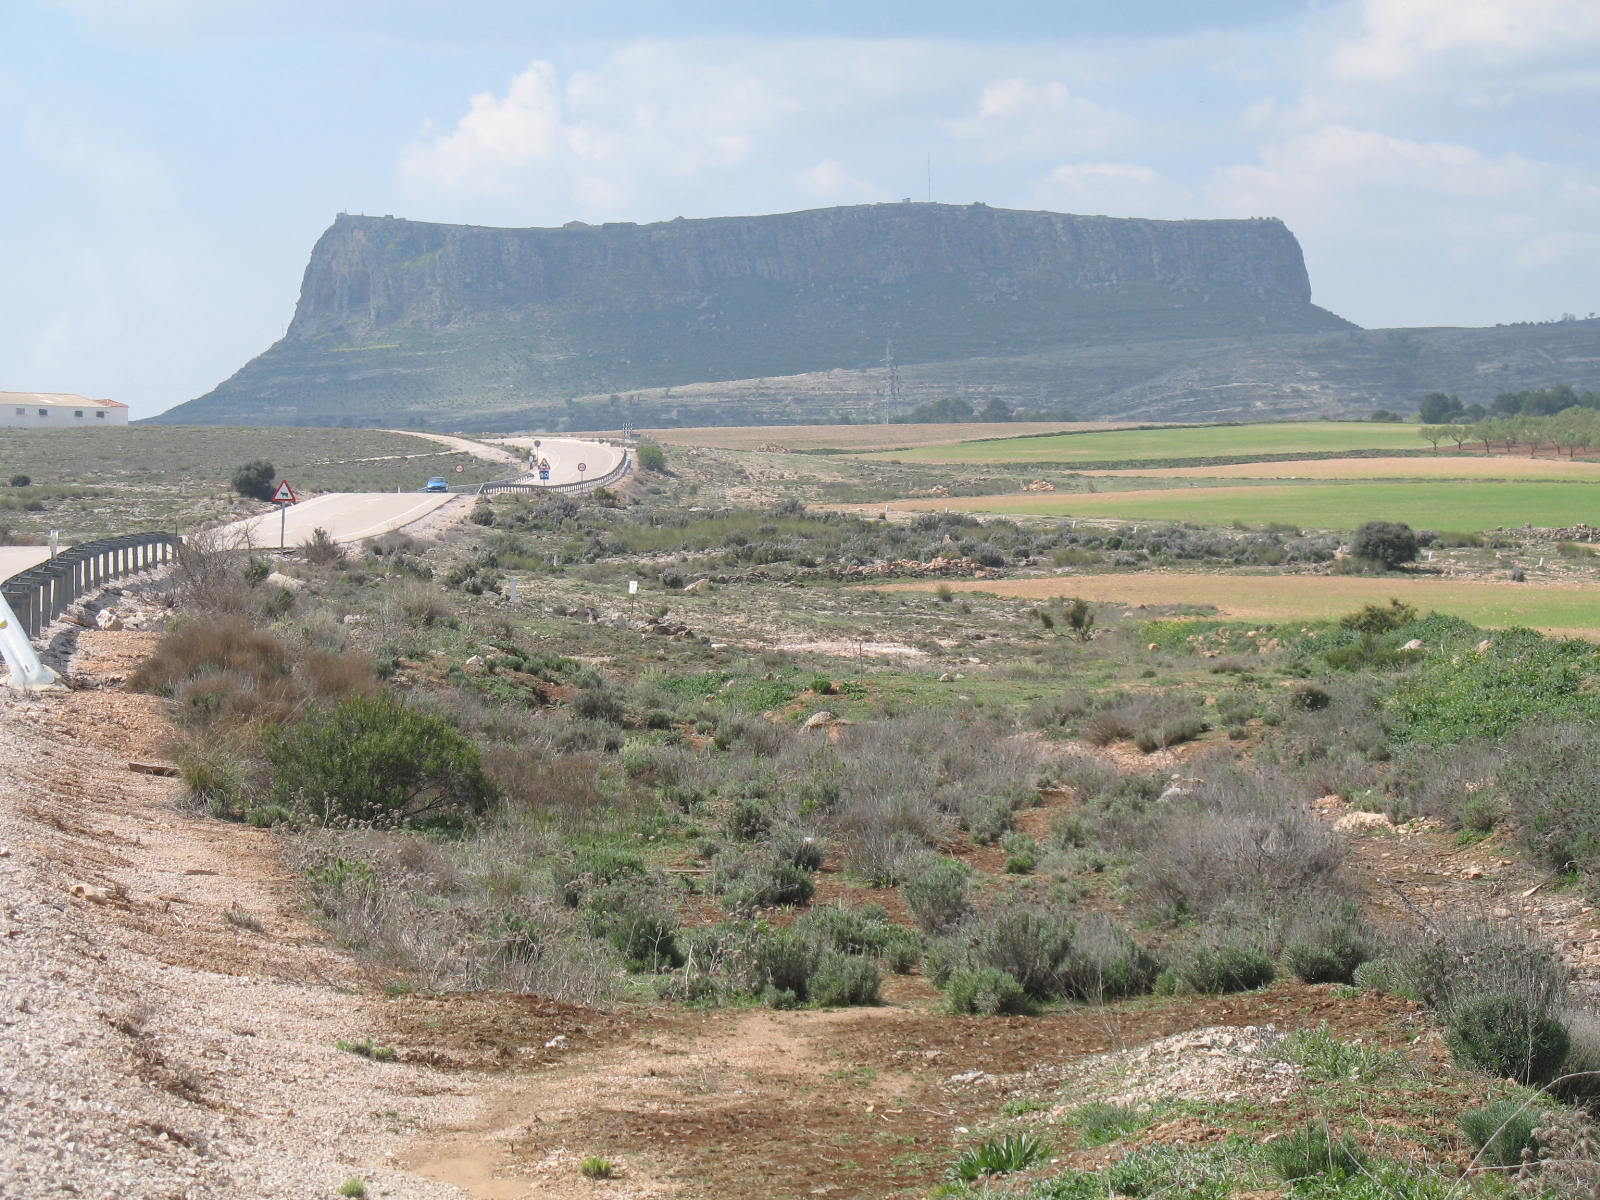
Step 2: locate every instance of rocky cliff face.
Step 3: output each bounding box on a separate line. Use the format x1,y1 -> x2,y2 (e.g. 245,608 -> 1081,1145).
288,204 -> 1329,339
161,204 -> 1352,427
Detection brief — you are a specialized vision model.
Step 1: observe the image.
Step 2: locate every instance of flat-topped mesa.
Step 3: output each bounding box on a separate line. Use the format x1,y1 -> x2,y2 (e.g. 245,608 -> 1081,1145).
289,204 -> 1326,339
162,202 -> 1356,428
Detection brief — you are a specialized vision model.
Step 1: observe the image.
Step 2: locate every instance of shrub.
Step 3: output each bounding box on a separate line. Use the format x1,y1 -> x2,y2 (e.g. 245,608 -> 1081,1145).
806,952 -> 881,1007
903,857 -> 972,931
585,882 -> 683,970
300,526 -> 345,567
1349,521 -> 1418,568
579,1156 -> 615,1180
8,474 -> 30,488
1085,694 -> 1206,751
1460,1099 -> 1541,1168
943,966 -> 1033,1015
1171,941 -> 1275,994
1446,993 -> 1570,1085
130,615 -> 292,699
1138,767 -> 1347,919
1057,914 -> 1162,1001
264,694 -> 495,824
556,846 -> 647,906
958,902 -> 1078,999
716,853 -> 815,912
230,459 -> 277,501
636,442 -> 668,472
1284,907 -> 1377,984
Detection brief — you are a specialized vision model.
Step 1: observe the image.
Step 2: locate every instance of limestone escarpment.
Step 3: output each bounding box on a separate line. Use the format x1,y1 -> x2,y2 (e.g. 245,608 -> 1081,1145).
160,204 -> 1352,428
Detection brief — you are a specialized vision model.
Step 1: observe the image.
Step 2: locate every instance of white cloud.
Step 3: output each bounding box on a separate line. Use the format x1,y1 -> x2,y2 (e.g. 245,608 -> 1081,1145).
1328,0 -> 1600,87
400,61 -> 570,197
1030,162 -> 1190,218
948,78 -> 1138,160
794,159 -> 889,204
1209,126 -> 1540,231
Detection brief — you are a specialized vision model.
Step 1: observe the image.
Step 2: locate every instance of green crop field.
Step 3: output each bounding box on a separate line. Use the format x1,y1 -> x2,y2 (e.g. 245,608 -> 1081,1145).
882,479 -> 1600,532
863,420 -> 1424,464
874,573 -> 1600,637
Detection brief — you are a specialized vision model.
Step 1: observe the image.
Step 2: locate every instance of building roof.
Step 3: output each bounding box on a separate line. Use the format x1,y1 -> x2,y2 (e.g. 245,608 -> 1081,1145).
0,392 -> 126,409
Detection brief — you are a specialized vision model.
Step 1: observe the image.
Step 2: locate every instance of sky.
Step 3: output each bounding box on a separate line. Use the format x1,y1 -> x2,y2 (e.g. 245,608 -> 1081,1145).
5,0 -> 1600,419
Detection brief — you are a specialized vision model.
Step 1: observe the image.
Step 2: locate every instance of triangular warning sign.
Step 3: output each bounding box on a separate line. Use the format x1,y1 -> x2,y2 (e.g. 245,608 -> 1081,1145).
270,480 -> 297,504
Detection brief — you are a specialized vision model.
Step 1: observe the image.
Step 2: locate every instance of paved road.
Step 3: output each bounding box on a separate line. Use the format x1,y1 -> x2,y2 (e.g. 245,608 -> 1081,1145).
214,492 -> 460,549
0,546 -> 58,582
493,436 -> 626,485
377,429 -> 524,467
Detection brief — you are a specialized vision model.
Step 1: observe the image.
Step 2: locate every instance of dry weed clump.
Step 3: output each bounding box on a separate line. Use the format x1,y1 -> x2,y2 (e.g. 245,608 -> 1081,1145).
292,827 -> 619,1005
1084,693 -> 1207,752
1137,765 -> 1347,922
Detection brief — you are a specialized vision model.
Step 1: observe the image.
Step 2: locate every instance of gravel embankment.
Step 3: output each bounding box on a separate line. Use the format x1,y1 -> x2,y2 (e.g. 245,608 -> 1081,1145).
0,616 -> 478,1198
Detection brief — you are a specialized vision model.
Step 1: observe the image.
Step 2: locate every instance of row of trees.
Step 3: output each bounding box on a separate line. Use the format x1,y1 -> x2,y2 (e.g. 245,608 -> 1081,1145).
1418,384 -> 1600,424
1417,407 -> 1600,456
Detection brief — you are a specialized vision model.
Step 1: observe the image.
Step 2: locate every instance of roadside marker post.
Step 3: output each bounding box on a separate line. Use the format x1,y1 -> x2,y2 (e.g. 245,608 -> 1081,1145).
0,595 -> 60,690
269,479 -> 297,550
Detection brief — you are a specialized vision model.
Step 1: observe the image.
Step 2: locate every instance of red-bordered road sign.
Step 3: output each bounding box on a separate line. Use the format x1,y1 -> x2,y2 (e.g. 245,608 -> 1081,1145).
270,480 -> 297,504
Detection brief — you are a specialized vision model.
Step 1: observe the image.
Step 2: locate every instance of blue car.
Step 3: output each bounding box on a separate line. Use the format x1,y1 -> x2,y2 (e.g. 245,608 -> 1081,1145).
423,476 -> 450,493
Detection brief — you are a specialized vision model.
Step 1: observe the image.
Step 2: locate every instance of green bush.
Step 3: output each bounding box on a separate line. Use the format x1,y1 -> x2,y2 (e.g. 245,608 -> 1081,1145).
1349,521 -> 1418,568
1171,941 -> 1275,994
1284,908 -> 1377,984
1459,1099 -> 1541,1168
230,458 -> 276,501
263,694 -> 494,824
806,951 -> 881,1007
903,857 -> 971,932
943,967 -> 1033,1015
585,883 -> 683,971
1339,598 -> 1418,635
636,442 -> 668,472
1446,993 -> 1570,1085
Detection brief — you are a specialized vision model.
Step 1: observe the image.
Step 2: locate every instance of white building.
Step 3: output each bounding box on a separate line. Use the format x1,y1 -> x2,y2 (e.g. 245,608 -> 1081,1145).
0,392 -> 129,428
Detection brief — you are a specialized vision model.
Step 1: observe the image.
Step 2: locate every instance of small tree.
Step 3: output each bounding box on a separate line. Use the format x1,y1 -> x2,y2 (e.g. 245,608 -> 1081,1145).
1062,597 -> 1095,641
636,442 -> 667,473
231,459 -> 277,501
1349,521 -> 1418,569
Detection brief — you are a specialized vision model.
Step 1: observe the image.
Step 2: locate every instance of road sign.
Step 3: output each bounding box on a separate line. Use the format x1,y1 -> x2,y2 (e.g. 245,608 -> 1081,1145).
539,469 -> 550,481
270,480 -> 297,504
577,462 -> 587,473
454,463 -> 465,473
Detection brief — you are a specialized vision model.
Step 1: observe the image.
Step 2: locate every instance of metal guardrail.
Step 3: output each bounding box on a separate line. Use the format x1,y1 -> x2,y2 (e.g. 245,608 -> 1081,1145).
1,532 -> 179,641
475,448 -> 634,498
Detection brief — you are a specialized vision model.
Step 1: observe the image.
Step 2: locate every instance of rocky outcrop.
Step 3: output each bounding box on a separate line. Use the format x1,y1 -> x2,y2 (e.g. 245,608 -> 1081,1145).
159,204 -> 1350,428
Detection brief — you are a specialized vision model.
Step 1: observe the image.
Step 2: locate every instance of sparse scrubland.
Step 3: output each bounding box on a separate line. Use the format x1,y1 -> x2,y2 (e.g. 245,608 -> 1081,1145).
86,421 -> 1600,1196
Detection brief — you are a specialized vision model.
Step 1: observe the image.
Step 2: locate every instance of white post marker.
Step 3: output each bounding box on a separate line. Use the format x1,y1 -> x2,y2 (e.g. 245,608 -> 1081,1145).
270,479 -> 297,549
0,595 -> 61,690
